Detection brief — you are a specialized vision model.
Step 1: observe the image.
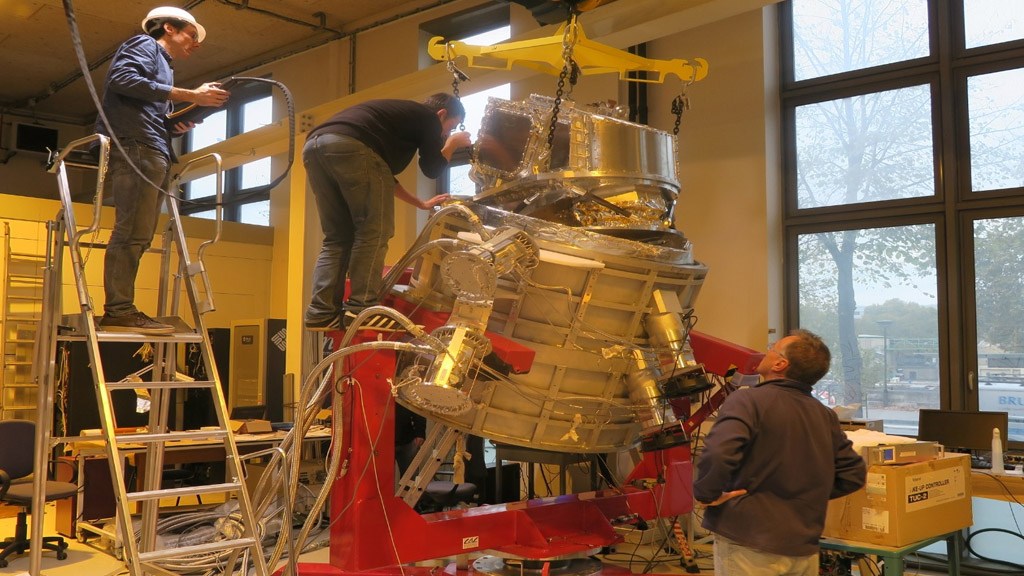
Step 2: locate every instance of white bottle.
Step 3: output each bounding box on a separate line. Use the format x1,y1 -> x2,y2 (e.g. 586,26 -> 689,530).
992,428 -> 1005,475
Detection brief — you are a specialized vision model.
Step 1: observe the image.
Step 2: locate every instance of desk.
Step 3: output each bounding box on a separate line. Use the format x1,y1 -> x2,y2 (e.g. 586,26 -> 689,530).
820,532 -> 961,576
970,470 -> 1024,502
63,429 -> 329,532
493,444 -> 599,501
73,429 -> 330,490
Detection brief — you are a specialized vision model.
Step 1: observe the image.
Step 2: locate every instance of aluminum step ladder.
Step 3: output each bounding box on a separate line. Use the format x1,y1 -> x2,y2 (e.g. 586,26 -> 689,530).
1,223 -> 46,421
30,134 -> 269,576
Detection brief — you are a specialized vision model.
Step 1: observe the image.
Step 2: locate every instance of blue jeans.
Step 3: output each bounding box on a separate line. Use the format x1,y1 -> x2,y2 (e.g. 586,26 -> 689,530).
103,141 -> 168,317
713,535 -> 818,576
303,133 -> 395,324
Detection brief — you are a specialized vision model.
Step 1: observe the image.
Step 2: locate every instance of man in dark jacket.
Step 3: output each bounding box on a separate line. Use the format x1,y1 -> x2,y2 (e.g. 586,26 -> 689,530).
694,329 -> 866,576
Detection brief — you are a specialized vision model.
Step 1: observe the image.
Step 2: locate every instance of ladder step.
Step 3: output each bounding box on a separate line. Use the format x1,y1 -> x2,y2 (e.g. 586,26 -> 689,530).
61,240 -> 168,255
106,379 -> 216,391
2,404 -> 37,410
3,314 -> 40,322
137,538 -> 259,563
94,331 -> 205,343
126,482 -> 243,503
116,430 -> 227,444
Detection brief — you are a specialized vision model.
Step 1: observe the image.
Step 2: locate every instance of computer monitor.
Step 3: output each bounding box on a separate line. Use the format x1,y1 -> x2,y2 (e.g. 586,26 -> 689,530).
230,404 -> 266,420
916,409 -> 1008,452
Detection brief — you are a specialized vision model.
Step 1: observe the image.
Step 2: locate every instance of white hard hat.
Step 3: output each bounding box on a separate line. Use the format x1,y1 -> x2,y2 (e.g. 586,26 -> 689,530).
142,6 -> 206,43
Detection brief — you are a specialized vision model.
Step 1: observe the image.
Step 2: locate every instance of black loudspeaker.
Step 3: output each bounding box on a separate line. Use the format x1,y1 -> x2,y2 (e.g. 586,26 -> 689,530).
265,319 -> 286,422
228,319 -> 286,423
484,462 -> 521,504
57,341 -> 151,436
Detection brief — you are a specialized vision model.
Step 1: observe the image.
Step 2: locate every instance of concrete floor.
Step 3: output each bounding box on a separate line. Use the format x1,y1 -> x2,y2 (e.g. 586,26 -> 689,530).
0,503 -> 952,576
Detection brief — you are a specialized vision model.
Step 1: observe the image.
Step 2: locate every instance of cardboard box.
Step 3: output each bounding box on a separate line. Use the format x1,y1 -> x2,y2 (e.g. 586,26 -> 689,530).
839,419 -> 884,432
823,453 -> 972,547
230,419 -> 273,434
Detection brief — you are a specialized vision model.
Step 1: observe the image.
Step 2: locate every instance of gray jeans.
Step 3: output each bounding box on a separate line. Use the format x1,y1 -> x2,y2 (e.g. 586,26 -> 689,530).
713,534 -> 818,576
303,133 -> 395,324
103,141 -> 168,317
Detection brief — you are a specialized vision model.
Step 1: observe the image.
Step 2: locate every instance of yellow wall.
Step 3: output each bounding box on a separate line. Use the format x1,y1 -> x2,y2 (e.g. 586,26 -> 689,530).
0,194 -> 273,329
649,7 -> 781,348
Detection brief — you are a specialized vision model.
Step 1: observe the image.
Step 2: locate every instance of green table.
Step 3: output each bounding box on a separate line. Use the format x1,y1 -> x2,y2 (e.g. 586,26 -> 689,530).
819,531 -> 961,576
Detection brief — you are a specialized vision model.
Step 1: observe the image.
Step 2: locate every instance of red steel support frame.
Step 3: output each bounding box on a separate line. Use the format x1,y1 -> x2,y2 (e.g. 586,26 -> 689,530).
285,322 -> 762,576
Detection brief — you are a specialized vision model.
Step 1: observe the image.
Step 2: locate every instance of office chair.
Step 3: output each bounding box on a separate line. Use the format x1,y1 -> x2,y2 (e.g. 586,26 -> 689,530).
0,420 -> 77,568
161,466 -> 202,505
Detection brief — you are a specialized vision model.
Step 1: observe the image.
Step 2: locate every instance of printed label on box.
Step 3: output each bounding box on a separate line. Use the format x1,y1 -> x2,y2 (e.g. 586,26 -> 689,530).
865,471 -> 888,496
905,465 -> 966,512
861,507 -> 890,533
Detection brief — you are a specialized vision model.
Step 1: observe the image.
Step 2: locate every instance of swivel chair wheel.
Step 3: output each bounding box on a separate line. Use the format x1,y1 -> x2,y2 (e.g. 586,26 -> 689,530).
0,558 -> 8,568
57,549 -> 68,560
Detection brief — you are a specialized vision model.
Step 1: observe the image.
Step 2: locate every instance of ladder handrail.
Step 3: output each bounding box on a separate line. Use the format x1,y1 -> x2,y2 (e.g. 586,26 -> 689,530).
162,153 -> 223,316
46,134 -> 110,258
172,152 -> 224,263
47,134 -> 110,311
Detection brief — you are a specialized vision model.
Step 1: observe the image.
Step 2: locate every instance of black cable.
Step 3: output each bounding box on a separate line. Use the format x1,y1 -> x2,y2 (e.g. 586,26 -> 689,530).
966,528 -> 1024,572
175,75 -> 296,210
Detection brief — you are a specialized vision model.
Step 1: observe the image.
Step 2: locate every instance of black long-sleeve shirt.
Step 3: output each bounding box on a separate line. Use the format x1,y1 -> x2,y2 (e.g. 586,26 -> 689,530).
694,378 -> 866,557
307,99 -> 448,178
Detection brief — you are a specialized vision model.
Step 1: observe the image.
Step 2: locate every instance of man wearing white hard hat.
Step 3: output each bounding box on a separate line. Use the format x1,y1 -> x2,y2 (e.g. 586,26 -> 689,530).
95,6 -> 229,334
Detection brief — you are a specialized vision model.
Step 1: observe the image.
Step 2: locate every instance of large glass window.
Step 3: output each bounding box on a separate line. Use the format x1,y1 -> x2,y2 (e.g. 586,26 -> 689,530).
182,86 -> 274,226
782,0 -> 1024,443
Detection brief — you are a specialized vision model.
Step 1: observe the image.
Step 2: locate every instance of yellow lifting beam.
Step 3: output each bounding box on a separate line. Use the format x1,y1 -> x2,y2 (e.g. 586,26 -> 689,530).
427,21 -> 708,85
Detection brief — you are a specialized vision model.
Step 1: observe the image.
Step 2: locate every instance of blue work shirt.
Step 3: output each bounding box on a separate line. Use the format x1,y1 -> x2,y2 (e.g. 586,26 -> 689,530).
95,34 -> 174,160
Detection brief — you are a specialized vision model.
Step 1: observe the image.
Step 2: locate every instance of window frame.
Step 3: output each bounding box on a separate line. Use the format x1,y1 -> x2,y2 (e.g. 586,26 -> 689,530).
779,0 -> 1024,446
180,80 -> 274,223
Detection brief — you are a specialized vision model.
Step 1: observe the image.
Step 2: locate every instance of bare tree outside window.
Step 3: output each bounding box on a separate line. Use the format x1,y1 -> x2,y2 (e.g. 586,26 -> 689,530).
791,0 -> 929,81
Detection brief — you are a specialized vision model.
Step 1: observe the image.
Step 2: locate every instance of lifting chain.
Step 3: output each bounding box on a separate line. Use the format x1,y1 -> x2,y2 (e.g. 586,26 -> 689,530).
545,10 -> 582,153
445,43 -> 469,132
671,81 -> 693,136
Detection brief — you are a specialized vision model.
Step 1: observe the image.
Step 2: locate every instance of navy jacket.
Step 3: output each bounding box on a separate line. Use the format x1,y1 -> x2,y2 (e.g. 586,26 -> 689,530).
693,378 -> 866,556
